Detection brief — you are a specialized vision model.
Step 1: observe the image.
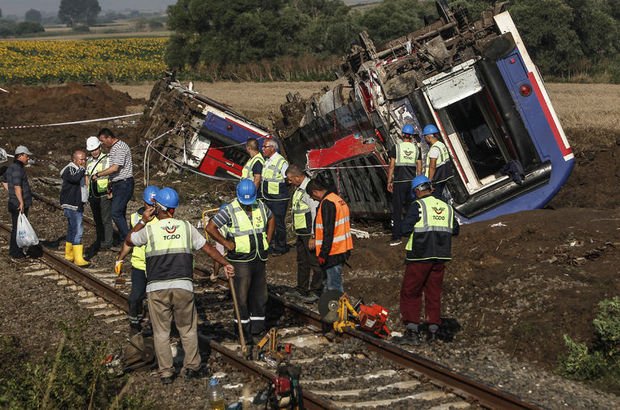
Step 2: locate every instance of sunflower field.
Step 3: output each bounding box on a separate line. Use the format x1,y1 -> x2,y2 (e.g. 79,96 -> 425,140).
0,38 -> 168,84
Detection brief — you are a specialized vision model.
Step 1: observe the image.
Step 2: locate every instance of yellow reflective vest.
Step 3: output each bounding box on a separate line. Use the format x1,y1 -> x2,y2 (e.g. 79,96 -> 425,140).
291,187 -> 311,233
86,154 -> 109,195
130,211 -> 158,271
242,153 -> 265,179
225,199 -> 270,262
144,218 -> 194,283
395,141 -> 419,167
405,195 -> 454,262
261,152 -> 288,199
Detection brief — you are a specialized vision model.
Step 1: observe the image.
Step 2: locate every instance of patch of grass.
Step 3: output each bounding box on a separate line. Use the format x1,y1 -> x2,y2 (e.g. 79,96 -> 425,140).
558,297 -> 620,392
0,320 -> 153,409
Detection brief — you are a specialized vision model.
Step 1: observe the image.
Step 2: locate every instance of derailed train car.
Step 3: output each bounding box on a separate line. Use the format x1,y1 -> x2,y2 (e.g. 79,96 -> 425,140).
142,76 -> 273,180
279,0 -> 574,222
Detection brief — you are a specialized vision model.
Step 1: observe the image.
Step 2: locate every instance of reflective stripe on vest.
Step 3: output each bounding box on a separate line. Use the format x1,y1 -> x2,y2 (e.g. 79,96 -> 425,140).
425,141 -> 450,177
395,141 -> 419,167
291,187 -> 311,231
144,218 -> 193,283
261,153 -> 287,197
405,196 -> 454,261
242,153 -> 265,179
86,154 -> 109,193
226,199 -> 269,262
130,212 -> 158,271
315,193 -> 353,256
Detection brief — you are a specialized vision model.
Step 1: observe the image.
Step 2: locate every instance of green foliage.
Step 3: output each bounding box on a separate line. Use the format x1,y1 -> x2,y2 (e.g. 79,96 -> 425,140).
559,334 -> 606,380
15,21 -> 45,35
0,20 -> 17,37
0,320 -> 153,409
353,0 -> 434,44
25,9 -> 43,24
558,297 -> 620,388
593,297 -> 620,348
58,0 -> 101,27
163,0 -> 619,83
166,0 -> 356,69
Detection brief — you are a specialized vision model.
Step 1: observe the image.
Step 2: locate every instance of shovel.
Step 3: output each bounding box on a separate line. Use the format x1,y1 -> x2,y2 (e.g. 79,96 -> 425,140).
228,276 -> 248,357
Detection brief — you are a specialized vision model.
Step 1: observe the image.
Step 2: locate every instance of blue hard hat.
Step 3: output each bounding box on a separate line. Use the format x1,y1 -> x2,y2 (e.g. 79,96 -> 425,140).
422,124 -> 439,136
411,175 -> 431,190
155,187 -> 179,209
236,178 -> 257,205
402,124 -> 415,135
143,185 -> 160,205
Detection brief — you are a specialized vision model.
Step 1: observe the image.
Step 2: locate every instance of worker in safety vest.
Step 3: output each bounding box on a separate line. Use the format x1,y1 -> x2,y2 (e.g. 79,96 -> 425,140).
241,138 -> 264,191
117,187 -> 233,384
285,164 -> 322,302
395,175 -> 459,345
115,185 -> 159,334
85,136 -> 113,252
422,124 -> 454,201
260,138 -> 289,256
387,124 -> 423,247
306,179 -> 353,293
207,179 -> 275,341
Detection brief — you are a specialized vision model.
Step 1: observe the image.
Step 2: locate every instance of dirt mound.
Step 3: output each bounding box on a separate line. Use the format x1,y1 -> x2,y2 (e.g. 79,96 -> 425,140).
0,83 -> 138,127
0,83 -> 143,174
550,129 -> 620,210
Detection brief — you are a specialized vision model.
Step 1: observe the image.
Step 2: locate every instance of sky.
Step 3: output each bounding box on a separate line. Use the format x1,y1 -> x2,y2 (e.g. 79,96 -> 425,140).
0,0 -> 177,17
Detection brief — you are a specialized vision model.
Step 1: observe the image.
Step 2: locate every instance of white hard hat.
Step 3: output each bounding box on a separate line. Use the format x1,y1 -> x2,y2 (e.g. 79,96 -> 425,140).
86,136 -> 101,151
15,145 -> 33,156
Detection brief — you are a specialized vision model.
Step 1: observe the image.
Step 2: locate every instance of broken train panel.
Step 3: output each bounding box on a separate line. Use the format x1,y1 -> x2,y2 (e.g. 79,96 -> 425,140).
280,0 -> 573,223
141,74 -> 272,181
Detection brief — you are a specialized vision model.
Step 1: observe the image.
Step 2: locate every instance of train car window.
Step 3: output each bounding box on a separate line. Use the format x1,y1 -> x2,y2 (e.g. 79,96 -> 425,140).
436,88 -> 514,194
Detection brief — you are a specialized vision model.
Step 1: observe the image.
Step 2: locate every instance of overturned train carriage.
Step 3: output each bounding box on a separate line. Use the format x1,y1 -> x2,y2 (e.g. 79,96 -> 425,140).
141,76 -> 272,180
279,1 -> 574,222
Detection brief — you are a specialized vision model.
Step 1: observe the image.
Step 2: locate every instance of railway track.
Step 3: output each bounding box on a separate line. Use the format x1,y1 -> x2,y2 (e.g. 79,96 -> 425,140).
9,192 -> 539,409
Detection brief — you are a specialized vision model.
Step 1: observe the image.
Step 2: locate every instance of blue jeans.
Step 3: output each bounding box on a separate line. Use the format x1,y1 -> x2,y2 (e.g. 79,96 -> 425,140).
111,178 -> 134,241
64,208 -> 84,245
324,264 -> 344,292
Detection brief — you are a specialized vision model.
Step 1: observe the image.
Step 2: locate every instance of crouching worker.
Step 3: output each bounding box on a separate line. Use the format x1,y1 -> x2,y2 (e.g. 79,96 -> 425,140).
116,185 -> 159,335
116,187 -> 234,384
207,179 -> 274,342
396,175 -> 459,345
60,149 -> 90,267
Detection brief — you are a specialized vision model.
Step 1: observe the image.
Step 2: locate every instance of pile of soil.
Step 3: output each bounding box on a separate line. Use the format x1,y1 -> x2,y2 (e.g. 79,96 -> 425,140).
0,83 -> 143,170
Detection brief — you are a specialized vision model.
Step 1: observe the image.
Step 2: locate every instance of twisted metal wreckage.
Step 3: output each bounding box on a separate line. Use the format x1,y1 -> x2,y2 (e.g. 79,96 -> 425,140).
140,0 -> 573,223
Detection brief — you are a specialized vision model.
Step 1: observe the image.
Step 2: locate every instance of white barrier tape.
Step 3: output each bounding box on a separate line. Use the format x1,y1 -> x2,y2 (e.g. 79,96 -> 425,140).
0,113 -> 141,130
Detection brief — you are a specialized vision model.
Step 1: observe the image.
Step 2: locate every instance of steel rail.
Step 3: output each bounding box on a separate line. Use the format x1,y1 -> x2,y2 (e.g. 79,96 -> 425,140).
26,192 -> 535,408
269,292 -> 539,410
0,221 -> 128,311
0,222 -> 332,409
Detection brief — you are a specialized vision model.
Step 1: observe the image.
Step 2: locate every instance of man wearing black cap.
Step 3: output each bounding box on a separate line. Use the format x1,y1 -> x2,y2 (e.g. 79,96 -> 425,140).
1,145 -> 33,259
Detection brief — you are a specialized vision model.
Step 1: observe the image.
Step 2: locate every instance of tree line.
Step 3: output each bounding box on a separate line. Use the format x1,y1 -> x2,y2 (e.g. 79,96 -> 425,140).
165,0 -> 620,82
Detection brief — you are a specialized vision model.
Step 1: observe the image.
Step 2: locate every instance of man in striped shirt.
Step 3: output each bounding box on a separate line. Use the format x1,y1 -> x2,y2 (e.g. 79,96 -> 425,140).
92,128 -> 134,242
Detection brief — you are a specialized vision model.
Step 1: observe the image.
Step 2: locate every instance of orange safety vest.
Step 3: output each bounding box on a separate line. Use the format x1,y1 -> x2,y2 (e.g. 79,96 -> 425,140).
315,192 -> 353,257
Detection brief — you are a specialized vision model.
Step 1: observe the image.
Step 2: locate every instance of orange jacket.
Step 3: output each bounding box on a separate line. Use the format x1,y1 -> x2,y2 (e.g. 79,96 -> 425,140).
315,192 -> 353,258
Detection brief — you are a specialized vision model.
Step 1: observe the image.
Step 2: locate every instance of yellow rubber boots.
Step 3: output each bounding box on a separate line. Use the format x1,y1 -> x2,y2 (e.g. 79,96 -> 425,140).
72,244 -> 90,267
64,242 -> 74,262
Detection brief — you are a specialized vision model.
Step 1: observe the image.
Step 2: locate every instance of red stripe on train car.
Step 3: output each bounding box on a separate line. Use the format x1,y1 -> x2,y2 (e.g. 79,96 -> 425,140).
527,72 -> 572,159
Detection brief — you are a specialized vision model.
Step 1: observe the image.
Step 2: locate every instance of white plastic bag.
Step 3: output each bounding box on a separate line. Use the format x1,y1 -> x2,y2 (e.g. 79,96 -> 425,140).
16,213 -> 39,248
